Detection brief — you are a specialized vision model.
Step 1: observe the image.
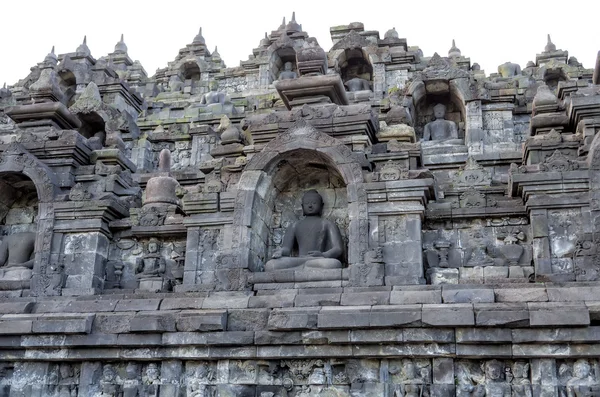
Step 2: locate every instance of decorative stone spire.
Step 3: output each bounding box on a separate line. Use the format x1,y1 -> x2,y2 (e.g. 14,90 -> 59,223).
384,27 -> 399,40
114,34 -> 127,54
545,34 -> 556,52
448,39 -> 461,58
212,46 -> 220,58
44,46 -> 58,64
193,27 -> 206,45
76,35 -> 91,55
278,17 -> 286,31
260,32 -> 270,47
286,12 -> 301,32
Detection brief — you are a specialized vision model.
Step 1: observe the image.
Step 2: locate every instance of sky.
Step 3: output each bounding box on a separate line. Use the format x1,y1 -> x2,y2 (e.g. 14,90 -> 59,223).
2,1 -> 599,86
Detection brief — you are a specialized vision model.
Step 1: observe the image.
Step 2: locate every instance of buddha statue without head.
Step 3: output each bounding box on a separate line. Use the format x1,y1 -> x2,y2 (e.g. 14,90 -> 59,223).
423,103 -> 459,141
200,81 -> 225,105
344,64 -> 371,92
278,62 -> 297,80
0,232 -> 36,280
264,190 -> 344,271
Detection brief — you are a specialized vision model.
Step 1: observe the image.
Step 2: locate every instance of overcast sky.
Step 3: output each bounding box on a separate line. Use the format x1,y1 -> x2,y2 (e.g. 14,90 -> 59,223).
2,1 -> 599,86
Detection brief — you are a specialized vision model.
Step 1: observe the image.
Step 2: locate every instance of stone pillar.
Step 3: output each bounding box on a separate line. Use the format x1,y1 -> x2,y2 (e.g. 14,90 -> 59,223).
372,63 -> 386,100
78,362 -> 102,396
130,136 -> 153,172
367,179 -> 433,285
159,360 -> 184,397
531,359 -> 558,397
530,209 -> 552,276
465,100 -> 483,155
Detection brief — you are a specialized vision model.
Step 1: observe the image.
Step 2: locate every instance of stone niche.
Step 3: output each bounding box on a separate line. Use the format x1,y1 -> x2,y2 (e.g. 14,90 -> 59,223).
233,122 -> 368,273
269,46 -> 298,83
415,94 -> 464,141
266,149 -> 349,263
0,172 -> 38,293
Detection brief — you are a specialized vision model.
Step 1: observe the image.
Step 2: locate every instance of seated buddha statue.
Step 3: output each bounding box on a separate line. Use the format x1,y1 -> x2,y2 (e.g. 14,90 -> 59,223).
278,62 -> 297,80
0,232 -> 36,280
423,103 -> 459,142
264,190 -> 344,271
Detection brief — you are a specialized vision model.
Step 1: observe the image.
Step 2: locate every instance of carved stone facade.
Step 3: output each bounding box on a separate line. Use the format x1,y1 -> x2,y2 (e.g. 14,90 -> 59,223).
1,18 -> 600,396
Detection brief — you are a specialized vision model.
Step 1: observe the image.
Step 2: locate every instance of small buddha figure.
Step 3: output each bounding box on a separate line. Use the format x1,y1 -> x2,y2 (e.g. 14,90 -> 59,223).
0,232 -> 36,281
483,360 -> 510,397
344,76 -> 371,92
497,62 -> 522,78
57,364 -> 78,397
99,364 -> 120,397
142,363 -> 160,397
168,75 -> 184,93
122,362 -> 141,397
135,238 -> 167,291
264,190 -> 344,271
423,103 -> 459,141
510,361 -> 532,397
278,62 -> 297,80
200,81 -> 225,106
566,359 -> 595,397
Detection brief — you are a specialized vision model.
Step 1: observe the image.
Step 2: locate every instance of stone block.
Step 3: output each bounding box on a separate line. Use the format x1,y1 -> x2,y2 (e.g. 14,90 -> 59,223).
546,286 -> 600,302
403,328 -> 455,343
176,310 -> 227,332
227,309 -> 269,331
0,301 -> 34,314
474,303 -> 530,327
340,291 -> 389,306
422,304 -> 474,326
248,294 -> 295,308
301,330 -> 350,344
130,314 -> 176,332
456,344 -> 512,357
32,315 -> 94,334
294,293 -> 341,307
117,333 -> 162,346
0,320 -> 32,334
267,309 -> 319,330
254,331 -> 302,345
202,293 -> 250,309
92,313 -> 135,334
390,290 -> 441,304
442,288 -> 494,303
455,328 -> 512,343
114,299 -> 162,312
494,287 -> 548,302
370,305 -> 421,327
529,306 -> 590,327
160,297 -> 205,310
317,307 -> 371,329
428,268 -> 459,285
350,329 -> 401,343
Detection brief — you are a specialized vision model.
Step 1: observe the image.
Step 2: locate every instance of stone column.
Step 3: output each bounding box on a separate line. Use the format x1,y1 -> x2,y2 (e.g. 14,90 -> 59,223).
367,179 -> 433,285
8,362 -> 49,397
465,100 -> 483,155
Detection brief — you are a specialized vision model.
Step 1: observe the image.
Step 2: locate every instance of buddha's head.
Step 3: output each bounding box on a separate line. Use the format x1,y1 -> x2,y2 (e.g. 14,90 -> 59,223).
284,62 -> 293,72
147,238 -> 160,254
302,190 -> 324,216
433,103 -> 447,120
209,80 -> 219,92
484,360 -> 503,381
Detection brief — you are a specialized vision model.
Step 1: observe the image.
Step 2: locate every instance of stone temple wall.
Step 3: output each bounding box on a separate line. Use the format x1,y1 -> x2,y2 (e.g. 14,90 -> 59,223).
1,15 -> 600,396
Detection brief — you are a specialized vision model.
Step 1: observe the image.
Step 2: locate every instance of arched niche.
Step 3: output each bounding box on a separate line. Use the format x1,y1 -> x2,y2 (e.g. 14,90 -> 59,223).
0,173 -> 38,234
267,38 -> 299,83
408,80 -> 467,140
0,144 -> 60,294
231,122 -> 368,272
337,48 -> 373,85
57,69 -> 77,107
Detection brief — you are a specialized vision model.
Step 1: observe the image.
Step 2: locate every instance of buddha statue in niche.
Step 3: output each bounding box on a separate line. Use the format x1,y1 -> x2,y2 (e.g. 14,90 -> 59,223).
0,232 -> 36,281
423,103 -> 459,142
264,190 -> 344,271
278,62 -> 297,80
